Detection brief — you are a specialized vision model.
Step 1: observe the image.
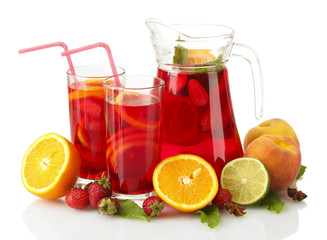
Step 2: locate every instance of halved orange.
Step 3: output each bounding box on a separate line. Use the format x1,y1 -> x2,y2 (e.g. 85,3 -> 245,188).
187,49 -> 216,65
21,133 -> 81,199
153,154 -> 219,212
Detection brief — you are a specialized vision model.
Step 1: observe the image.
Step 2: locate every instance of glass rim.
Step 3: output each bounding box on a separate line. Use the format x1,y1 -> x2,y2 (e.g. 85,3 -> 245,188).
66,65 -> 125,79
103,74 -> 165,91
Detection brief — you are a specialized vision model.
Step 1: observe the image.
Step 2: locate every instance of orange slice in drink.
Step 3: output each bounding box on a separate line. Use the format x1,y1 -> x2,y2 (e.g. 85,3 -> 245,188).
115,91 -> 142,104
106,131 -> 149,161
85,78 -> 109,87
114,91 -> 160,130
187,49 -> 216,65
152,154 -> 219,212
69,80 -> 105,102
109,140 -> 159,177
69,87 -> 104,102
21,133 -> 81,199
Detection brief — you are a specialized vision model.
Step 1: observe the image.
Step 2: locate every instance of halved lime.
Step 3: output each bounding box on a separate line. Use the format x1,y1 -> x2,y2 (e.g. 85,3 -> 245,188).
220,157 -> 270,205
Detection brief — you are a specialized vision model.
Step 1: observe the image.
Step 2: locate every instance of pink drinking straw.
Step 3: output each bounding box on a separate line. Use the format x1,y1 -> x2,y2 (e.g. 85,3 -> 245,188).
18,42 -> 76,75
61,42 -> 121,87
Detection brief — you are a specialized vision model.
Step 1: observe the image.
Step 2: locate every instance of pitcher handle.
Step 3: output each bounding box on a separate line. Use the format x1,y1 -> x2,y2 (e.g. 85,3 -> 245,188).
231,43 -> 264,120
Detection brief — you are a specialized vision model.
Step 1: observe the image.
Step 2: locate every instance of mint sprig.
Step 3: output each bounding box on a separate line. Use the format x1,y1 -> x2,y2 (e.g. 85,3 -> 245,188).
195,204 -> 221,228
116,199 -> 150,222
259,191 -> 284,213
173,44 -> 188,65
296,165 -> 307,180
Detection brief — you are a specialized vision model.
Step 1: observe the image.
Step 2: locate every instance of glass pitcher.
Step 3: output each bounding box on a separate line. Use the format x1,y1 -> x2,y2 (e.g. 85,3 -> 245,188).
145,19 -> 263,179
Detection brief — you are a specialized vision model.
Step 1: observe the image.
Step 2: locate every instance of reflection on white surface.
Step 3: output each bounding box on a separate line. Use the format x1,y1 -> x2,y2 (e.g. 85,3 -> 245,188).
23,198 -> 306,240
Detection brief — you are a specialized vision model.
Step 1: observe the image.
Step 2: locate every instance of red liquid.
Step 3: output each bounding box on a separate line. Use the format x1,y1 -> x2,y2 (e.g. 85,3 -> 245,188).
106,94 -> 162,195
68,80 -> 107,180
157,67 -> 243,180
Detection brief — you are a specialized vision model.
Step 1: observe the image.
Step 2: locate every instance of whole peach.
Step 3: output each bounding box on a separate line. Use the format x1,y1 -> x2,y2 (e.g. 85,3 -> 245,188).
243,118 -> 300,150
244,134 -> 301,192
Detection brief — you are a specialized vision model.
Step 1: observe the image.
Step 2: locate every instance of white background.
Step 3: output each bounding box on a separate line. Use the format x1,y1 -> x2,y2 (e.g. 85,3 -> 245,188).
1,0 -> 326,239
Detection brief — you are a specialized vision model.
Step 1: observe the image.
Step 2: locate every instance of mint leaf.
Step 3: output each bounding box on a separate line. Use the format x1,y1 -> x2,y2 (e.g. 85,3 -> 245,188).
259,191 -> 284,213
195,204 -> 221,228
116,199 -> 150,222
173,44 -> 188,65
296,165 -> 307,180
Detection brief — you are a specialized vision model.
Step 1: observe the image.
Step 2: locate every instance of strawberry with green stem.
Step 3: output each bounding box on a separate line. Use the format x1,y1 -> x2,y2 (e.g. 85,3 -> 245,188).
86,174 -> 112,208
142,196 -> 165,217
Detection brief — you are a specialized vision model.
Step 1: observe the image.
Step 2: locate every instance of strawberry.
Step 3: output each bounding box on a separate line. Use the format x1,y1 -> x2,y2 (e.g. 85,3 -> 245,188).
213,188 -> 232,210
168,73 -> 188,94
188,79 -> 209,107
142,196 -> 164,217
65,188 -> 89,210
86,174 -> 112,208
97,197 -> 120,215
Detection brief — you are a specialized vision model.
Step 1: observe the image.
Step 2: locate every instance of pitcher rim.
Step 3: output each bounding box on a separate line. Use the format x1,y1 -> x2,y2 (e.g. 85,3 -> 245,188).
146,18 -> 235,41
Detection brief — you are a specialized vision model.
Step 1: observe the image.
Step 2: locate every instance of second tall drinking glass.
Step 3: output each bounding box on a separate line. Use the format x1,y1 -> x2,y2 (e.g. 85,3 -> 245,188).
104,75 -> 164,199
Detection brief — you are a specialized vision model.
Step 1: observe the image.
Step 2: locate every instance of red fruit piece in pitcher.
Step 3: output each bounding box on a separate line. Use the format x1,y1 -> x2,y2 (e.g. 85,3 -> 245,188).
168,73 -> 188,94
188,79 -> 209,107
162,95 -> 199,145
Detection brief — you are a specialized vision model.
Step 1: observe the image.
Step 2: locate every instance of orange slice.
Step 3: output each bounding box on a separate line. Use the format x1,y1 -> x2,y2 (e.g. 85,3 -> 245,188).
85,78 -> 108,87
114,91 -> 160,130
187,49 -> 216,65
115,91 -> 142,105
69,86 -> 104,102
21,133 -> 81,199
153,154 -> 219,212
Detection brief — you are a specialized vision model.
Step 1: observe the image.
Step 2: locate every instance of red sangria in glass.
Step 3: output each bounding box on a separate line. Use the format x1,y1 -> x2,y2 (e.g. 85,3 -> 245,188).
104,75 -> 164,199
67,65 -> 125,182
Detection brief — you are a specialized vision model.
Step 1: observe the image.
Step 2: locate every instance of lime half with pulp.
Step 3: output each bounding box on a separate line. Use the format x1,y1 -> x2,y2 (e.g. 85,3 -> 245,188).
221,157 -> 270,205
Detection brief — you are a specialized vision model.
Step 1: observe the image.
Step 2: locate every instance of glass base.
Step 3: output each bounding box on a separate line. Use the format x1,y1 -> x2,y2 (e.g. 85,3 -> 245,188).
75,177 -> 93,188
112,191 -> 157,201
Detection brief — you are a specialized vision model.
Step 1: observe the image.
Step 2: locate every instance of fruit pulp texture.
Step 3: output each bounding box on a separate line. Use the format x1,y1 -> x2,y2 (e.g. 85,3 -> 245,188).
106,94 -> 162,195
68,82 -> 107,180
157,67 -> 243,180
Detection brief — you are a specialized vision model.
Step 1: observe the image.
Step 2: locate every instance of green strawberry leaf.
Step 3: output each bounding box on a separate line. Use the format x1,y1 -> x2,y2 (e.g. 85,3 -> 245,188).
259,191 -> 284,213
195,204 -> 221,228
116,199 -> 150,222
296,165 -> 307,180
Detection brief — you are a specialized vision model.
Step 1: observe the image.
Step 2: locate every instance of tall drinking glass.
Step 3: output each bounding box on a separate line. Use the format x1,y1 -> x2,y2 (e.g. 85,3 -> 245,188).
67,65 -> 125,183
104,75 -> 164,199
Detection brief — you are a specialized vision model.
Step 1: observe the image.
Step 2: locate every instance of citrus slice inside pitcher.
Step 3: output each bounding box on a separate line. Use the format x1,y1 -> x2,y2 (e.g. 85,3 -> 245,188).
187,49 -> 216,65
21,133 -> 81,199
152,154 -> 218,212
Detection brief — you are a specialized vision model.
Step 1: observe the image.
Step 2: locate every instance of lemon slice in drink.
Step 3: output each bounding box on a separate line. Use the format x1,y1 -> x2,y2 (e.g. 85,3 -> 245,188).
220,157 -> 270,205
115,91 -> 142,105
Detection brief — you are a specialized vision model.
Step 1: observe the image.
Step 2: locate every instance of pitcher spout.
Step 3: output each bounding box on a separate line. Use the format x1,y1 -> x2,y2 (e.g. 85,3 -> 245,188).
145,18 -> 235,66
